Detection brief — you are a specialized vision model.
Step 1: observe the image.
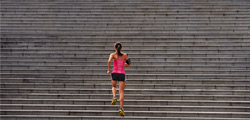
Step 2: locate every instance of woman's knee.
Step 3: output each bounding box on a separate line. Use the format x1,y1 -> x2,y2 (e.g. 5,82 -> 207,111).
112,80 -> 117,87
112,85 -> 117,89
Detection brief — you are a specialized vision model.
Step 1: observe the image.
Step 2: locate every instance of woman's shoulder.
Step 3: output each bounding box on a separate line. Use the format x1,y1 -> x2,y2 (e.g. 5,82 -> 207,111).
121,52 -> 127,56
110,52 -> 116,56
110,52 -> 119,58
121,52 -> 128,60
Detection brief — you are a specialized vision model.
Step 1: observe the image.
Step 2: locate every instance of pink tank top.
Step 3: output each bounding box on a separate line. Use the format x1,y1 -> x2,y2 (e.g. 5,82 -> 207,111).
112,59 -> 125,74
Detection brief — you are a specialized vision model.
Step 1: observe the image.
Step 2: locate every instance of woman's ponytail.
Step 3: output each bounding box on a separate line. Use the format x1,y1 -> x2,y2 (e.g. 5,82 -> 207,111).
115,42 -> 123,56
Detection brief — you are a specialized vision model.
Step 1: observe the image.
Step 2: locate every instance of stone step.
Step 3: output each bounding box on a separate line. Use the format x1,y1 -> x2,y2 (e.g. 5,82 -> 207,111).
2,18 -> 250,22
2,6 -> 249,10
2,35 -> 249,39
0,63 -> 247,70
2,69 -> 249,75
1,0 -> 249,3
2,38 -> 248,42
1,115 -> 250,120
2,12 -> 248,17
2,45 -> 250,50
3,24 -> 249,28
0,20 -> 239,24
0,24 -> 236,28
2,56 -> 249,62
2,7 -> 250,11
1,46 -> 249,52
2,31 -> 249,36
1,104 -> 250,112
2,78 -> 249,84
0,115 -> 249,120
2,29 -> 249,34
2,59 -> 249,64
1,72 -> 249,79
2,1 -> 246,3
2,61 -> 247,66
1,46 -> 250,55
1,26 -> 248,31
2,10 -> 249,14
1,93 -> 250,101
1,1 -> 249,4
2,41 -> 250,46
1,4 -> 250,8
2,60 -> 249,66
3,12 -> 249,16
1,50 -> 249,55
1,28 -> 250,33
1,83 -> 249,90
1,66 -> 249,72
1,11 -> 249,16
1,109 -> 250,118
2,65 -> 249,72
1,98 -> 250,106
2,15 -> 249,19
1,38 -> 249,42
4,29 -> 246,32
3,23 -> 248,27
1,15 -> 249,19
2,20 -> 250,24
2,52 -> 249,57
2,6 -> 247,9
2,53 -> 249,58
1,51 -> 250,55
3,0 -> 245,2
2,11 -> 250,15
1,47 -> 249,51
1,88 -> 249,95
1,68 -> 249,74
2,49 -> 250,54
1,1 -> 248,4
2,22 -> 247,25
1,32 -> 250,36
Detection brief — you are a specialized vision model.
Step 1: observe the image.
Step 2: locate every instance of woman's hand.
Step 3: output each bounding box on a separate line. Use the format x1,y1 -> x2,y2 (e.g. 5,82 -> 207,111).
125,63 -> 130,68
107,70 -> 111,74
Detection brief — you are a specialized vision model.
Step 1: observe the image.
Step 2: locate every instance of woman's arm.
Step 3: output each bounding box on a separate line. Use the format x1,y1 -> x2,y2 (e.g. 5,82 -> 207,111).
125,54 -> 130,68
107,53 -> 113,74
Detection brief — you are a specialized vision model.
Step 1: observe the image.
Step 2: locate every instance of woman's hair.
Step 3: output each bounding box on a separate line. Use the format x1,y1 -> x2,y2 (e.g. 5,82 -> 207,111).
115,42 -> 123,56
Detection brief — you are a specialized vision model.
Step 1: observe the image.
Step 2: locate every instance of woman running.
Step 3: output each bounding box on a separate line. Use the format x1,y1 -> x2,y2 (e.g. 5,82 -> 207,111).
107,42 -> 130,116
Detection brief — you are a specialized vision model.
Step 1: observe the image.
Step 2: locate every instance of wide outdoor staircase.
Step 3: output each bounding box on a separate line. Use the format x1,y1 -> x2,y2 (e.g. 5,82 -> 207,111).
1,0 -> 250,120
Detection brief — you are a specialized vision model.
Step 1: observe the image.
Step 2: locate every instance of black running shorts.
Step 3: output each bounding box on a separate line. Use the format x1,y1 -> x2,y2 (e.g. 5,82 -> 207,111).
111,73 -> 126,81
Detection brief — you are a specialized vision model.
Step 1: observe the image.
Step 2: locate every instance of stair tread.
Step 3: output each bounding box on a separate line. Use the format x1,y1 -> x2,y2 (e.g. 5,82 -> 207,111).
1,88 -> 249,91
2,98 -> 250,102
2,104 -> 250,108
0,115 -> 249,120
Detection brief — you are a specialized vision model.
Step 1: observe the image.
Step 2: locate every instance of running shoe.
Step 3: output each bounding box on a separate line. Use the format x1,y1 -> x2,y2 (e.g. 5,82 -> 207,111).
111,97 -> 117,105
119,109 -> 125,116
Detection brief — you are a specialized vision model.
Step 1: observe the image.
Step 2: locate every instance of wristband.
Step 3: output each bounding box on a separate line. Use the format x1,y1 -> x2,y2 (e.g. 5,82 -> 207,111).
126,58 -> 131,65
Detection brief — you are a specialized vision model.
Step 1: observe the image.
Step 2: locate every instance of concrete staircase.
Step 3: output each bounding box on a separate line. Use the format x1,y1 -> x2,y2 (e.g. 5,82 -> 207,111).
1,0 -> 250,119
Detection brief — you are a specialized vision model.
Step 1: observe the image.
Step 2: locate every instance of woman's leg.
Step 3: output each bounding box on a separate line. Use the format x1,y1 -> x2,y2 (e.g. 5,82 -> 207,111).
111,80 -> 117,98
119,81 -> 126,109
